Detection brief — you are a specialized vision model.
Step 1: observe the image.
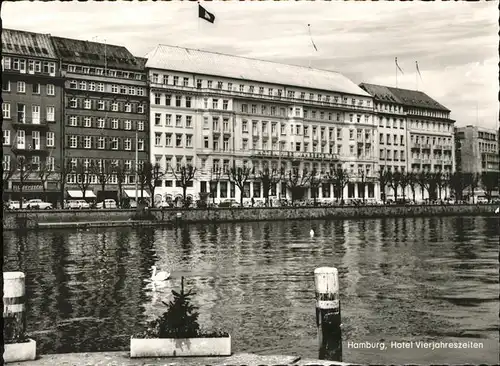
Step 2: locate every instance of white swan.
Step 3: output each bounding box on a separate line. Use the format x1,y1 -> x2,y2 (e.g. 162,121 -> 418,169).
310,229 -> 315,237
495,207 -> 499,214
151,265 -> 170,281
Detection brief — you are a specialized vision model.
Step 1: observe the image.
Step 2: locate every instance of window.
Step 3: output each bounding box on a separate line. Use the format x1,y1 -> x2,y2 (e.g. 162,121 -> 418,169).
138,139 -> 144,151
97,83 -> 104,92
204,136 -> 209,148
2,103 -> 11,119
84,136 -> 91,149
46,132 -> 54,147
173,76 -> 179,85
3,130 -> 11,145
20,59 -> 26,73
43,106 -> 55,122
80,81 -> 87,90
137,121 -> 144,131
2,80 -> 10,92
69,116 -> 77,126
17,104 -> 26,123
128,86 -> 135,95
154,93 -> 161,104
212,99 -> 218,109
152,73 -> 159,83
32,83 -> 40,94
166,133 -> 172,146
208,80 -> 213,89
84,117 -> 92,127
111,102 -> 118,111
186,116 -> 192,128
124,103 -> 131,112
112,119 -> 119,129
165,114 -> 172,126
175,115 -> 182,127
89,82 -> 96,91
183,77 -> 189,87
111,138 -> 118,150
217,81 -> 223,89
98,137 -> 105,149
242,120 -> 248,132
17,81 -> 26,93
124,120 -> 132,130
155,133 -> 162,146
138,105 -> 145,114
97,118 -> 105,129
176,96 -> 182,107
70,135 -> 77,148
84,99 -> 91,109
197,79 -> 203,89
186,135 -> 193,147
3,57 -> 11,70
223,100 -> 229,110
186,96 -> 192,108
176,134 -> 182,147
31,156 -> 40,171
68,98 -> 77,108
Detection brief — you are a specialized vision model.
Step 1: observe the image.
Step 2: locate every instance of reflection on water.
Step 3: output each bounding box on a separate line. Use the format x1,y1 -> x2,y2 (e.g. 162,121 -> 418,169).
3,216 -> 499,364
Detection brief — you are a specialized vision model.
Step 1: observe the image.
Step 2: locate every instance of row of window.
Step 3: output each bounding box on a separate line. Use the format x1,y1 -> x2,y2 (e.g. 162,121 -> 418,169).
379,149 -> 407,160
377,117 -> 405,129
154,132 -> 193,148
152,93 -> 195,108
67,115 -> 145,131
67,135 -> 145,151
2,56 -> 56,75
64,64 -> 145,81
411,135 -> 453,146
3,80 -> 56,95
67,97 -> 146,114
3,130 -> 55,147
68,80 -> 146,96
408,108 -> 449,119
410,154 -> 453,161
154,113 -> 193,128
3,103 -> 56,123
65,158 -> 147,172
374,103 -> 404,114
2,155 -> 55,172
410,120 -> 452,132
478,141 -> 497,152
379,134 -> 406,146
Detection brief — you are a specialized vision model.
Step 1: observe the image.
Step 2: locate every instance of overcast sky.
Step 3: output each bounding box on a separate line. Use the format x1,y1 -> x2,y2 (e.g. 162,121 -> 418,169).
2,0 -> 498,130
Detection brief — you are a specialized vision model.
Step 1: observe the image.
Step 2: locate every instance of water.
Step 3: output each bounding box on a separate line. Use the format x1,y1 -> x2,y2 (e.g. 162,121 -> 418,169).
3,216 -> 499,364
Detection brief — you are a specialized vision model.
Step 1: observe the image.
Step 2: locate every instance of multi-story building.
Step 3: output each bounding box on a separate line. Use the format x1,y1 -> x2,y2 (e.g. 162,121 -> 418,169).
2,29 -> 64,205
146,45 -> 378,204
50,37 -> 149,203
455,125 -> 499,173
360,83 -> 455,201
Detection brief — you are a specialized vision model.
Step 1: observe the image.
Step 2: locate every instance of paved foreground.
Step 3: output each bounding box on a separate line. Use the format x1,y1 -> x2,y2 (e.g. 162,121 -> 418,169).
7,352 -> 351,365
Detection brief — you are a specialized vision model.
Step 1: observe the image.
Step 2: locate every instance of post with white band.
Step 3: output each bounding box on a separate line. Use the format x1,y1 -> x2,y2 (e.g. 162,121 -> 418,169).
3,272 -> 27,342
314,267 -> 342,362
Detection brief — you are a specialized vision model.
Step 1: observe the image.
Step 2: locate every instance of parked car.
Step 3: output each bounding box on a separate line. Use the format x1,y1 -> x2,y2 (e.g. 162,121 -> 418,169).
67,200 -> 90,209
476,197 -> 488,204
95,199 -> 117,209
219,199 -> 240,208
25,199 -> 53,210
157,201 -> 172,209
7,200 -> 21,210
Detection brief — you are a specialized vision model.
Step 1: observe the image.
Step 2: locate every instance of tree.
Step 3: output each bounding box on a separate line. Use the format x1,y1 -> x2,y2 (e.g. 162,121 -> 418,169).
91,160 -> 114,208
75,161 -> 93,200
357,169 -> 367,204
416,171 -> 430,202
17,156 -> 34,209
309,168 -> 323,206
387,171 -> 403,202
137,162 -> 165,208
258,166 -> 282,207
3,158 -> 17,191
328,168 -> 350,204
399,172 -> 410,202
464,172 -> 479,203
172,164 -> 196,207
56,160 -> 74,209
115,163 -> 127,208
377,168 -> 391,204
480,171 -> 499,203
283,167 -> 310,203
406,172 -> 419,203
37,159 -> 55,202
209,167 -> 222,205
137,162 -> 150,203
433,171 -> 445,200
449,172 -> 465,201
227,165 -> 252,207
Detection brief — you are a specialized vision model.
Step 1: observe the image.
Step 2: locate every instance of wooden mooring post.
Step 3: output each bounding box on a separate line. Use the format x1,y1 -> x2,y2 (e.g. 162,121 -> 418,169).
3,272 -> 27,341
314,267 -> 342,362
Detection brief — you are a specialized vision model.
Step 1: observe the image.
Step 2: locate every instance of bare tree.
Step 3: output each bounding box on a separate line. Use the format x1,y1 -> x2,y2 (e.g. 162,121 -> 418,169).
91,160 -> 115,208
449,171 -> 465,202
329,168 -> 350,204
406,172 -> 419,203
3,158 -> 17,191
17,156 -> 34,209
209,167 -> 222,205
258,166 -> 282,207
171,164 -> 197,207
75,161 -> 93,200
480,171 -> 499,203
283,167 -> 310,203
227,164 -> 252,207
399,172 -> 410,203
37,159 -> 55,202
357,169 -> 367,204
387,171 -> 403,202
309,168 -> 322,206
115,163 -> 127,208
56,160 -> 74,209
377,168 -> 391,204
148,163 -> 165,208
416,171 -> 430,202
464,172 -> 479,203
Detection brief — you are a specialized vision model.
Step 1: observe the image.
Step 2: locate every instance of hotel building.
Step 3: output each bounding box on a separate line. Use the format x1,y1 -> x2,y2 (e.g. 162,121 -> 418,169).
455,125 -> 499,174
50,37 -> 149,203
360,83 -> 455,200
2,29 -> 64,205
146,45 -> 379,204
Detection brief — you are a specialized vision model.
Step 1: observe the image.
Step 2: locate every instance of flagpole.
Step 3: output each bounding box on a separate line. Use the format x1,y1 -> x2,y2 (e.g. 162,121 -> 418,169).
395,57 -> 398,88
416,61 -> 418,91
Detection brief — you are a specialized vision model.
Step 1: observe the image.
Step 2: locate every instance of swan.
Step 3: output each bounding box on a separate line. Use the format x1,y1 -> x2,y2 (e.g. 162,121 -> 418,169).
495,207 -> 499,214
310,229 -> 315,237
151,265 -> 170,281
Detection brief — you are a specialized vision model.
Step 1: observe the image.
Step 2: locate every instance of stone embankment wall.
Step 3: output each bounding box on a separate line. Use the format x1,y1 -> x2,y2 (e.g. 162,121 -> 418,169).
2,204 -> 497,230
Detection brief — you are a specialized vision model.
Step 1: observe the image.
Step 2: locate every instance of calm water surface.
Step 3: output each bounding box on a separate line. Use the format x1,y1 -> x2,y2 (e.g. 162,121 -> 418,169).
3,216 -> 499,364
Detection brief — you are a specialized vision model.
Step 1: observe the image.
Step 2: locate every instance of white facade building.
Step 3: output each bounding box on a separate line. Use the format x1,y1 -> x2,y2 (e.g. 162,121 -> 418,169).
146,45 -> 379,205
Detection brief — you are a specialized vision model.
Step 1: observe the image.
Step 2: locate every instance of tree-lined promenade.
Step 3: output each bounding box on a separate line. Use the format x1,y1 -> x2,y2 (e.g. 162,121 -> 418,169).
4,156 -> 499,210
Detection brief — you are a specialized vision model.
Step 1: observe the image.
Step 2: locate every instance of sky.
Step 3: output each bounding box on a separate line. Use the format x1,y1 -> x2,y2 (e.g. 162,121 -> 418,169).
2,0 -> 499,130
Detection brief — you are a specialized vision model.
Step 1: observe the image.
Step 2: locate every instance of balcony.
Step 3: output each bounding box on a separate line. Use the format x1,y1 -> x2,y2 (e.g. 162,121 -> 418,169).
249,149 -> 339,161
422,159 -> 432,165
411,143 -> 421,149
10,144 -> 50,155
433,144 -> 443,150
421,144 -> 431,149
262,131 -> 269,139
223,129 -> 232,136
412,158 -> 422,163
12,119 -> 49,130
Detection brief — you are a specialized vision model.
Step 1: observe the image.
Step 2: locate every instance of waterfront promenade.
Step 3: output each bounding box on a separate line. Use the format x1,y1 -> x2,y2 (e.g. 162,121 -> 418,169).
3,203 -> 498,230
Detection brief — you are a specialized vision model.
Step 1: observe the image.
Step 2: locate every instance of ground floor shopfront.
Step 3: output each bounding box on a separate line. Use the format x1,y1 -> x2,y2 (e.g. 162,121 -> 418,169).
64,185 -> 151,208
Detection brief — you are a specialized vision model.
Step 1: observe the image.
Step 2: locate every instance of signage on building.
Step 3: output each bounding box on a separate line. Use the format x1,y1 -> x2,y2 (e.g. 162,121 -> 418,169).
11,183 -> 43,191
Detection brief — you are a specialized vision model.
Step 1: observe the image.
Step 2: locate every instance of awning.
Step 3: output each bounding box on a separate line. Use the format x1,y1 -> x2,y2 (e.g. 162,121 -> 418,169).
67,190 -> 97,198
124,189 -> 150,198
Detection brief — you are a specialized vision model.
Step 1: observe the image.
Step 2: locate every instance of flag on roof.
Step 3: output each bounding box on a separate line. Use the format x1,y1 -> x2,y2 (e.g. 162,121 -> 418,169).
416,61 -> 423,80
395,57 -> 404,74
199,4 -> 215,24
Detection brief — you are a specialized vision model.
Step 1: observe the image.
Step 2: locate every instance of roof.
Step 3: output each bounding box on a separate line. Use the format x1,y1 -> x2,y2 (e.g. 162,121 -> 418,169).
2,28 -> 58,59
51,36 -> 144,71
359,83 -> 450,112
146,45 -> 371,97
